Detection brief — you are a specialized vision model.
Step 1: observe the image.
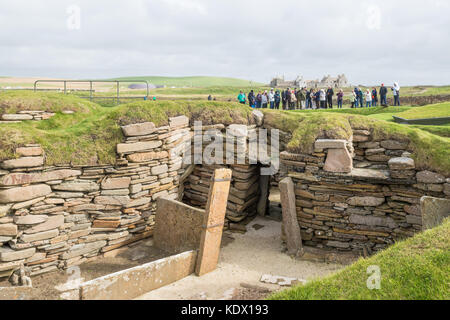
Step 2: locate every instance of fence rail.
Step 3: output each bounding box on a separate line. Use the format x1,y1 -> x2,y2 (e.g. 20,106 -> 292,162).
32,79 -> 150,104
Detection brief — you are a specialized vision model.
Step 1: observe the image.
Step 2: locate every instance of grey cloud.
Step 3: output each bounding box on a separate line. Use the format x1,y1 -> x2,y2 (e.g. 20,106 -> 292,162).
0,0 -> 449,85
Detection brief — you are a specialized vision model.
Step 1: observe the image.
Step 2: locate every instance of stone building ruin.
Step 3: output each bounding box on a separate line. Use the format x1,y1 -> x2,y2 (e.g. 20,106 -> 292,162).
270,74 -> 349,88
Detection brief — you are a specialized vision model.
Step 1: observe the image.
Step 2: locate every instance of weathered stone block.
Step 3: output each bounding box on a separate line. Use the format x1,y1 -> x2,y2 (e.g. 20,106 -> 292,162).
94,196 -> 130,206
1,114 -> 33,121
20,229 -> 59,243
380,140 -> 409,150
0,223 -> 18,236
121,122 -> 156,137
347,196 -> 385,207
13,215 -> 48,225
53,180 -> 99,192
421,196 -> 450,230
252,110 -> 264,126
16,146 -> 43,157
315,139 -> 347,150
169,115 -> 189,129
0,247 -> 36,262
324,148 -> 352,173
349,214 -> 397,228
0,184 -> 52,203
117,141 -> 162,154
388,157 -> 415,170
127,151 -> 168,162
24,215 -> 65,234
0,169 -> 81,186
151,164 -> 168,175
416,171 -> 445,184
1,157 -> 44,169
101,177 -> 131,190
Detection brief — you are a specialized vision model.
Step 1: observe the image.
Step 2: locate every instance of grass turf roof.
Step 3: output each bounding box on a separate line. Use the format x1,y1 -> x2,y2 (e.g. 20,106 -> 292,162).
263,109 -> 450,175
269,218 -> 450,300
0,98 -> 254,165
0,90 -> 97,114
0,92 -> 449,175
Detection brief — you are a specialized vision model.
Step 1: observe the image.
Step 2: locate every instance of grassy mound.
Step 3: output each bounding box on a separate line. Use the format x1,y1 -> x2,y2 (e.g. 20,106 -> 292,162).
269,218 -> 450,300
394,102 -> 450,119
0,90 -> 97,114
263,110 -> 450,175
0,99 -> 254,165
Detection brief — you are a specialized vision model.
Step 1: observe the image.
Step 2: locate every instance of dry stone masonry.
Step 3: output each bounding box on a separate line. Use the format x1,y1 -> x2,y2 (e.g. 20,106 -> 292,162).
0,110 -> 70,123
0,116 -> 191,278
280,126 -> 449,254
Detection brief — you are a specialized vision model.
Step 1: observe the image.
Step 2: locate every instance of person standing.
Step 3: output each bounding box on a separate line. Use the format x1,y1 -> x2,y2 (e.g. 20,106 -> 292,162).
256,91 -> 262,108
285,88 -> 292,110
392,82 -> 401,106
372,88 -> 378,107
299,88 -> 306,109
337,89 -> 344,109
281,89 -> 287,110
269,88 -> 275,109
379,84 -> 388,106
354,88 -> 360,108
261,90 -> 269,108
248,90 -> 255,108
319,89 -> 326,109
274,90 -> 281,109
365,89 -> 372,108
305,89 -> 310,109
237,91 -> 246,104
358,88 -> 364,109
326,87 -> 334,108
314,89 -> 320,109
351,90 -> 357,108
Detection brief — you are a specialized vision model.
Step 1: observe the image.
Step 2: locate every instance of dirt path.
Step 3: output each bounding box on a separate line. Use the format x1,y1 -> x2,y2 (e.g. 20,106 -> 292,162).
136,217 -> 347,300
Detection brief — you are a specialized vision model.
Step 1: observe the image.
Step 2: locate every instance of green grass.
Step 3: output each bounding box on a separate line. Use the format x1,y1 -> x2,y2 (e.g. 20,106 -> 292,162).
107,76 -> 264,88
269,218 -> 450,300
0,90 -> 97,114
264,109 -> 450,175
0,94 -> 254,165
393,102 -> 450,120
1,91 -> 449,175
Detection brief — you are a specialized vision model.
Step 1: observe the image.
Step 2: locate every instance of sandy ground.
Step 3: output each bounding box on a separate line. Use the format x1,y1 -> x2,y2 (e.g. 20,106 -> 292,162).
136,216 -> 346,300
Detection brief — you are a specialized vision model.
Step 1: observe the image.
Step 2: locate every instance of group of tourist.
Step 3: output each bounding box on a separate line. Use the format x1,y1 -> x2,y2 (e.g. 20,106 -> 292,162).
237,82 -> 401,110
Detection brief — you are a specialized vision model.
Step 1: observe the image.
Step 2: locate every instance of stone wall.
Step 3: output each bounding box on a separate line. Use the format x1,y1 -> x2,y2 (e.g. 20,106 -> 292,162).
0,110 -> 67,123
280,130 -> 450,254
0,116 -> 191,278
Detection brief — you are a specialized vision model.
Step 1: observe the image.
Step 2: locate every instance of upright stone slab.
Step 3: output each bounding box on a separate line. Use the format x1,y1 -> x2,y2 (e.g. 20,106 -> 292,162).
279,177 -> 303,256
195,168 -> 232,276
421,196 -> 450,230
323,148 -> 353,173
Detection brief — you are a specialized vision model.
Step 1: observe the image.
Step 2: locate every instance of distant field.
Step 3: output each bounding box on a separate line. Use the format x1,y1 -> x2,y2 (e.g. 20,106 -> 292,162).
107,76 -> 265,88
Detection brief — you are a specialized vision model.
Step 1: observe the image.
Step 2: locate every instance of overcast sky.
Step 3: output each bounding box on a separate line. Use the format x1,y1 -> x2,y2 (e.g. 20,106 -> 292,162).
0,0 -> 449,85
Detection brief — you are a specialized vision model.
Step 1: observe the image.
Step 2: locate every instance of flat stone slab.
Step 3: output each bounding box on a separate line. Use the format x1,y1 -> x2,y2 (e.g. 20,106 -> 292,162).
101,177 -> 131,190
388,157 -> 415,170
421,196 -> 450,230
169,116 -> 189,129
80,250 -> 197,300
53,180 -> 99,192
347,196 -> 385,207
1,114 -> 33,121
347,168 -> 390,180
13,215 -> 48,225
24,215 -> 65,234
0,169 -> 81,186
416,171 -> 445,184
0,184 -> 52,204
260,274 -> 306,287
323,148 -> 352,173
116,141 -> 162,153
0,247 -> 36,262
121,122 -> 156,137
315,139 -> 347,150
16,146 -> 43,157
1,157 -> 44,169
